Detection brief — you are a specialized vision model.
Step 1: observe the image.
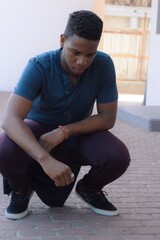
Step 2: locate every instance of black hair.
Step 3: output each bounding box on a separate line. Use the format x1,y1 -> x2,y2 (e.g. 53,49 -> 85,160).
64,10 -> 103,40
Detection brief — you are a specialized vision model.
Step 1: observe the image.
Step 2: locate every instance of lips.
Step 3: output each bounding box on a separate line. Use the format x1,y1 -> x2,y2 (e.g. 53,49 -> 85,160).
73,67 -> 85,74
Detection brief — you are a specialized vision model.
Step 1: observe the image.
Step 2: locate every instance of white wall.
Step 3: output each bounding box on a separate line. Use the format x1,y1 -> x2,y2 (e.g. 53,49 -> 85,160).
146,0 -> 160,106
0,0 -> 92,91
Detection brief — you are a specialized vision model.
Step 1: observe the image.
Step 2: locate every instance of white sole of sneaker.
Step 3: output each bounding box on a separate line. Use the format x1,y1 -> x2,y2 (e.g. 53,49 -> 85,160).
5,209 -> 29,220
76,191 -> 119,216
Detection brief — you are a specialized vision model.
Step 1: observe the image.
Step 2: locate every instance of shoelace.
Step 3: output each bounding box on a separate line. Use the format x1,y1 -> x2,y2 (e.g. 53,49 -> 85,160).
9,190 -> 31,200
87,190 -> 108,202
96,190 -> 108,196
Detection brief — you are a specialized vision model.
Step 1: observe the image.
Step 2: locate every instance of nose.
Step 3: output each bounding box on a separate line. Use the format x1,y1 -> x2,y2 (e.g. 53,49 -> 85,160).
76,56 -> 88,67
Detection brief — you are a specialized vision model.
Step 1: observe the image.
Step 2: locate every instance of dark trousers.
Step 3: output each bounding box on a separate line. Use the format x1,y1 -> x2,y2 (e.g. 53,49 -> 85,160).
0,119 -> 130,207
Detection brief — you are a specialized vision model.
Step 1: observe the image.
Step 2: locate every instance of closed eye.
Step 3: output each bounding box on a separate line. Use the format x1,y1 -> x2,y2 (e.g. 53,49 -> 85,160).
71,50 -> 80,55
70,49 -> 96,57
87,53 -> 96,57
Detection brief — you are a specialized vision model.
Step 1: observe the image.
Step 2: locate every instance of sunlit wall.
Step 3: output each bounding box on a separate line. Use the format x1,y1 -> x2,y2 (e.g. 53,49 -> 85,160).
0,0 -> 92,91
146,0 -> 160,105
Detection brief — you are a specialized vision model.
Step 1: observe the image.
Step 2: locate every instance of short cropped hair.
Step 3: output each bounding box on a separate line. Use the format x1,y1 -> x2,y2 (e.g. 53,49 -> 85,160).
64,10 -> 103,40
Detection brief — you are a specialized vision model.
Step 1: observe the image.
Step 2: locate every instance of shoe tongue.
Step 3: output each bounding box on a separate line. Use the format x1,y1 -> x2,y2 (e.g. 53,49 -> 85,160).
13,191 -> 23,195
96,192 -> 101,195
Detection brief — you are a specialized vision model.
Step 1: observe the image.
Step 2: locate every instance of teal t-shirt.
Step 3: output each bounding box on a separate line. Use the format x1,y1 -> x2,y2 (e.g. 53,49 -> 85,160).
13,48 -> 118,127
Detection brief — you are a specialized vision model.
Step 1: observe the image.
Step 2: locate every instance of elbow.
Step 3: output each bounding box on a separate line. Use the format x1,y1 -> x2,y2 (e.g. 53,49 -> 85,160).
2,118 -> 7,132
109,123 -> 115,129
100,111 -> 117,130
104,118 -> 116,130
108,113 -> 117,129
2,122 -> 5,131
107,122 -> 115,130
2,114 -> 11,132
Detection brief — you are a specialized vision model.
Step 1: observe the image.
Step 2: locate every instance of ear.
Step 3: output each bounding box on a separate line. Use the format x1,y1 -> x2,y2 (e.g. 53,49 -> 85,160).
60,34 -> 67,48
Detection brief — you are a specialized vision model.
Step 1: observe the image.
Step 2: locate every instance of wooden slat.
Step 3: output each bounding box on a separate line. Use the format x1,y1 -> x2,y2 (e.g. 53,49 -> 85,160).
103,25 -> 150,82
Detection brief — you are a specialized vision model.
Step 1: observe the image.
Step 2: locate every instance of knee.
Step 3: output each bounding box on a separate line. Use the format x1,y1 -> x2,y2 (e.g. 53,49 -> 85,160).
37,194 -> 65,207
112,141 -> 130,168
101,141 -> 131,171
117,141 -> 131,169
44,200 -> 64,207
0,132 -> 15,154
0,133 -> 12,168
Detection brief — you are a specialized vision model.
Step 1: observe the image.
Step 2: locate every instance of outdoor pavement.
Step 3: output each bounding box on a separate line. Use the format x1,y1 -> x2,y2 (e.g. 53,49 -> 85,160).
0,92 -> 160,240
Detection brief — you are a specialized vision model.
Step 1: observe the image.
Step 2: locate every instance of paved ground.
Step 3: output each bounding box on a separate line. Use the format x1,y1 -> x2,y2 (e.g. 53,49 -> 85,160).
0,92 -> 160,240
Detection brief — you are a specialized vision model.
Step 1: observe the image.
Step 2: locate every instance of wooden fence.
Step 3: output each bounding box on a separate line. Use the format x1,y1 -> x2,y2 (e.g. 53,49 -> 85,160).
103,27 -> 150,84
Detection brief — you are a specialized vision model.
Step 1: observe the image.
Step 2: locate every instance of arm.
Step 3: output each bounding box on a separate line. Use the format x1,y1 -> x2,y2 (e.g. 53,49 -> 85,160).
39,100 -> 117,150
64,100 -> 117,137
2,93 -> 74,187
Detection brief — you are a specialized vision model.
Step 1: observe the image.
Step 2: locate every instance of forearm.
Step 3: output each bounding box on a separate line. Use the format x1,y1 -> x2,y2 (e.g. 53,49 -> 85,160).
65,112 -> 116,137
64,101 -> 117,137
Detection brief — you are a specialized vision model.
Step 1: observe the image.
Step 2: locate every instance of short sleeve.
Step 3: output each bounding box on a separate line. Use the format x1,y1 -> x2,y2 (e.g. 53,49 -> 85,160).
96,55 -> 118,103
13,58 -> 44,101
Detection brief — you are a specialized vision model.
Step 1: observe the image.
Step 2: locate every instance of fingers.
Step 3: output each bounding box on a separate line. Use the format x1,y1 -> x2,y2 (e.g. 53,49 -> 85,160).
44,145 -> 52,153
39,136 -> 47,149
55,172 -> 75,187
39,136 -> 52,152
39,129 -> 65,152
41,157 -> 75,187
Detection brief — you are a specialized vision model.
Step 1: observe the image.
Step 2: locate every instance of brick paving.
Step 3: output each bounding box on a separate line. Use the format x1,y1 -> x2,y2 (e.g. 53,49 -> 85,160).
0,92 -> 160,240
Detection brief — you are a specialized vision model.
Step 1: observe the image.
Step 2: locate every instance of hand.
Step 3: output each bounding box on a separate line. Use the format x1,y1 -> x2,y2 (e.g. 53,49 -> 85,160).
40,157 -> 75,187
39,128 -> 65,152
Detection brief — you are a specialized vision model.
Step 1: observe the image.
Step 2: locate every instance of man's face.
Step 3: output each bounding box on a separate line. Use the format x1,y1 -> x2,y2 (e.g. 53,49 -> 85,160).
60,34 -> 99,77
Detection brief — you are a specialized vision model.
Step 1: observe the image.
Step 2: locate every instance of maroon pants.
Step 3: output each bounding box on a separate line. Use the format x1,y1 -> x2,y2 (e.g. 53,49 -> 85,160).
0,119 -> 130,206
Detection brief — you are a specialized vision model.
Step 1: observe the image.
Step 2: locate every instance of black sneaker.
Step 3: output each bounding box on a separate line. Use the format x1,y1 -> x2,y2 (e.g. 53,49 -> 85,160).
5,188 -> 33,220
75,180 -> 118,216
